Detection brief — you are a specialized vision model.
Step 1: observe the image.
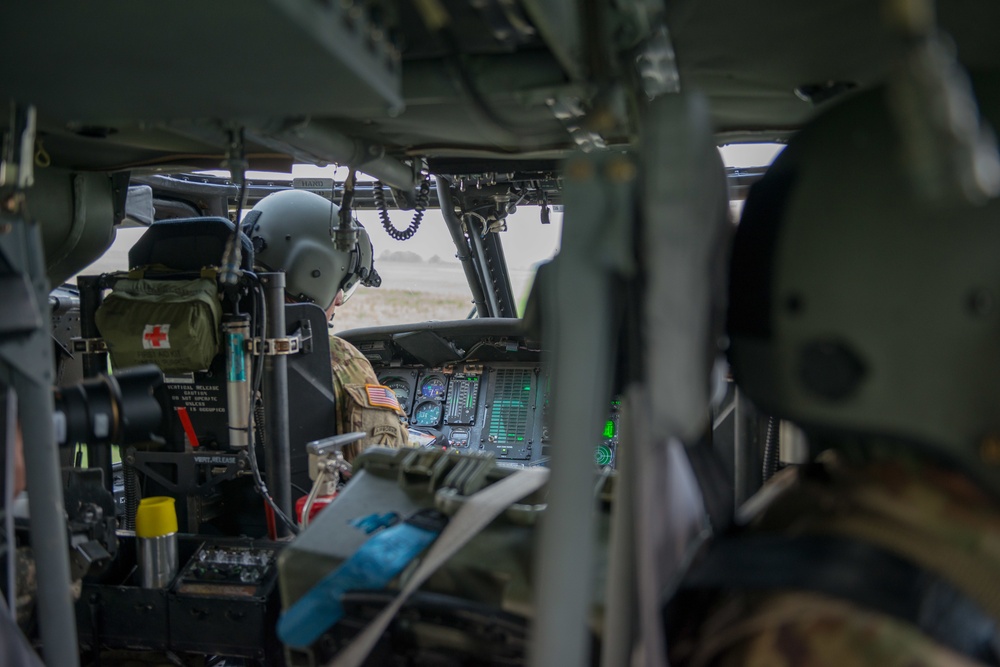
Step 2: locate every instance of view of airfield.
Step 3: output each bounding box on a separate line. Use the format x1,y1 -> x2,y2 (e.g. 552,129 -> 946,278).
76,143 -> 782,331
274,164 -> 571,329
333,204 -> 563,330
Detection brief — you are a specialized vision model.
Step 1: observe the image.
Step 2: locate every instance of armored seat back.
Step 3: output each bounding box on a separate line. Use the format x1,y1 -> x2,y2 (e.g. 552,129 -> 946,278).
128,216 -> 253,272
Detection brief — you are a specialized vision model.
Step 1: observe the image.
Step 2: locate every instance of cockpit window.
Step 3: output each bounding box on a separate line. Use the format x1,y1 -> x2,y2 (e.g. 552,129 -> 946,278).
71,165 -> 565,331
719,143 -> 784,168
719,143 -> 785,219
336,205 -> 563,331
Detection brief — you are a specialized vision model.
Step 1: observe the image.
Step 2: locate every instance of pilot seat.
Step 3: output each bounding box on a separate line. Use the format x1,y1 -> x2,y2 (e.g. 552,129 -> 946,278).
91,215 -> 337,535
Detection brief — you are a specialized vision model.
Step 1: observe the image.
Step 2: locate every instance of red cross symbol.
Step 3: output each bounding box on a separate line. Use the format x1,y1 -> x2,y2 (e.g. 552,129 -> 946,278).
143,325 -> 170,349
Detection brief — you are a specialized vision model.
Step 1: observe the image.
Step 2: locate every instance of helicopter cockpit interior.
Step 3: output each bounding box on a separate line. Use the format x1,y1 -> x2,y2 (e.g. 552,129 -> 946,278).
2,1 -> 1000,666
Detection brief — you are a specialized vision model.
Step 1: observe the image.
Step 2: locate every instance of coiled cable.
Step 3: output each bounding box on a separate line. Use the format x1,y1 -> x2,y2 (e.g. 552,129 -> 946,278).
374,175 -> 431,241
762,415 -> 780,482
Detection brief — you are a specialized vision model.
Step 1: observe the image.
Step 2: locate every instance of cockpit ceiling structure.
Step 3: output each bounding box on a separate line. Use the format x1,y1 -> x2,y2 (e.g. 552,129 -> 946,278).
4,0 -> 1000,176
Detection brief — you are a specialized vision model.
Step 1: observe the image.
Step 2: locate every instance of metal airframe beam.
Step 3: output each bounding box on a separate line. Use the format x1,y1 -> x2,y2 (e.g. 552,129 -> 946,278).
0,207 -> 80,667
436,178 -> 491,318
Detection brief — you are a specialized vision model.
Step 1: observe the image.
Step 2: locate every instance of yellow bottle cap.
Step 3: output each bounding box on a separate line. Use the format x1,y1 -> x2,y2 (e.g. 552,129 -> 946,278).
135,496 -> 178,538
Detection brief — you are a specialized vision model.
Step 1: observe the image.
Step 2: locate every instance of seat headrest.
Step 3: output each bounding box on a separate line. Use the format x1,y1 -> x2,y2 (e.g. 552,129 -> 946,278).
128,216 -> 253,272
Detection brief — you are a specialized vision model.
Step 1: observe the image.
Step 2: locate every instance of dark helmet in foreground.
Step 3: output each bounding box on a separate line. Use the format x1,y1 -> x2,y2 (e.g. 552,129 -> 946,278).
245,188 -> 379,310
728,75 -> 1000,496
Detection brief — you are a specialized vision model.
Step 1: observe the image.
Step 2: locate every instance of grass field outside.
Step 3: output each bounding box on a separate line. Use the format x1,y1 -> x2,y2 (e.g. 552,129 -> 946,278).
332,287 -> 475,331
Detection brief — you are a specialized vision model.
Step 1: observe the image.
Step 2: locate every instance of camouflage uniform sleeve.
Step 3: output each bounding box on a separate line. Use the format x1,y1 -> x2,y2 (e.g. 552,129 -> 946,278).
672,455 -> 1000,667
328,335 -> 408,461
677,591 -> 982,667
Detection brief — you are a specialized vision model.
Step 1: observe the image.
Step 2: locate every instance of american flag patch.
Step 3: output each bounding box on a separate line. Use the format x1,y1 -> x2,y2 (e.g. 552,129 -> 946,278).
365,384 -> 401,411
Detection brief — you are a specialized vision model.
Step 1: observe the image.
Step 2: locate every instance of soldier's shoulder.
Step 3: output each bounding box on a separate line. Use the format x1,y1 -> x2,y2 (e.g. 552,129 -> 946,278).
329,334 -> 379,384
329,334 -> 366,364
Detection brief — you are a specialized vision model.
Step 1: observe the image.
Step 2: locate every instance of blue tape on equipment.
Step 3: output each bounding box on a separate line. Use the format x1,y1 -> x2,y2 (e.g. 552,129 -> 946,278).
349,512 -> 400,534
226,332 -> 246,382
278,511 -> 446,649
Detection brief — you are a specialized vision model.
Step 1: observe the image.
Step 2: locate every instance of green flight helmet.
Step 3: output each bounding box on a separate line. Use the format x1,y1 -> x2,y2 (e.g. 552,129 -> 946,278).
728,75 -> 1000,496
246,189 -> 379,310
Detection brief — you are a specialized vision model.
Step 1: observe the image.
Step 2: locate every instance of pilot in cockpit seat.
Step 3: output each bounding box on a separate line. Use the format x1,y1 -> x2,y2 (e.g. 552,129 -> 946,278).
668,80 -> 1000,666
246,189 -> 407,461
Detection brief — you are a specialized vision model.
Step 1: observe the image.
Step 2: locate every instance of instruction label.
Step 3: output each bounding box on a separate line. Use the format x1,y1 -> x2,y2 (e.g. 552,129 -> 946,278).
166,383 -> 226,415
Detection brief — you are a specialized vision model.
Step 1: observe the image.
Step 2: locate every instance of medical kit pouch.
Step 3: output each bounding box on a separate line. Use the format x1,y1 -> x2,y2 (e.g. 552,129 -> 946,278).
95,276 -> 222,374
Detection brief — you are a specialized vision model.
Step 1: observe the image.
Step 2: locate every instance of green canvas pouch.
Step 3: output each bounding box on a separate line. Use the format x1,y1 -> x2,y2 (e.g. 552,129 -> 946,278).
95,277 -> 222,374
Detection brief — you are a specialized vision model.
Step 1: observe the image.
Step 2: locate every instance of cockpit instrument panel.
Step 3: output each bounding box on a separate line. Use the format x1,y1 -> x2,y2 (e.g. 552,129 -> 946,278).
376,361 -> 619,468
356,318 -> 618,468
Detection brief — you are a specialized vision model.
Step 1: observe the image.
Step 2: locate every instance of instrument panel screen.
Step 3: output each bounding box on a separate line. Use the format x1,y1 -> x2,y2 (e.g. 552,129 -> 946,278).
482,367 -> 536,461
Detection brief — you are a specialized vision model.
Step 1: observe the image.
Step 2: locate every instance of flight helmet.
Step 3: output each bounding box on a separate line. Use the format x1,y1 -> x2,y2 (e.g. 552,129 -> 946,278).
245,189 -> 378,310
728,76 -> 1000,495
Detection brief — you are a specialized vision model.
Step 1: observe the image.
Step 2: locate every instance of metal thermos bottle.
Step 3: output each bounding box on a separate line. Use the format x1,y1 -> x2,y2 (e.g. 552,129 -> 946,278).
223,316 -> 252,448
135,496 -> 178,588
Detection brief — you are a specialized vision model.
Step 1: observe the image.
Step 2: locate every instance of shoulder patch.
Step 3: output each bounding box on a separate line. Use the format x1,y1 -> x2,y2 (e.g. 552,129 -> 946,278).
365,384 -> 402,411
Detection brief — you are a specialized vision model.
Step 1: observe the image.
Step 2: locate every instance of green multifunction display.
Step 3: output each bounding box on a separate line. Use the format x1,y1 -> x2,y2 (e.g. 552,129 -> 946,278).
482,367 -> 535,461
541,390 -> 620,469
594,403 -> 620,468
